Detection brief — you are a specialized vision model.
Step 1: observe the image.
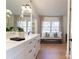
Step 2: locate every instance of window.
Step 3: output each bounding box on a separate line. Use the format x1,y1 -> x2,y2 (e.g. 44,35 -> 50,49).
27,21 -> 32,32
42,21 -> 60,33
51,21 -> 60,33
17,20 -> 26,32
42,17 -> 61,38
42,22 -> 50,33
17,20 -> 32,32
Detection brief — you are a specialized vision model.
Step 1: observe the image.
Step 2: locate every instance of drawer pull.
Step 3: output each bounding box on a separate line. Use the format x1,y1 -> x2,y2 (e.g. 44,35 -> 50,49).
29,41 -> 32,44
38,40 -> 40,42
34,45 -> 35,48
29,50 -> 32,53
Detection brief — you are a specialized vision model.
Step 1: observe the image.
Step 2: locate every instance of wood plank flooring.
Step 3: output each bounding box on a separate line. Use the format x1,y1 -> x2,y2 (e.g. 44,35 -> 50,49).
36,44 -> 68,59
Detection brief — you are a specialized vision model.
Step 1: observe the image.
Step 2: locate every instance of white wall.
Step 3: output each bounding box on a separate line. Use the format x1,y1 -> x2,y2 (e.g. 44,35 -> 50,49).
63,16 -> 67,42
63,16 -> 67,34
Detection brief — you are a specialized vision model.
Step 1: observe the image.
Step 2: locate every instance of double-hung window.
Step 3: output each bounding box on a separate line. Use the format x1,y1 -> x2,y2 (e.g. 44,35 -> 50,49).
42,21 -> 60,33
17,20 -> 26,32
17,16 -> 32,33
27,21 -> 32,32
42,17 -> 61,38
42,21 -> 50,33
51,21 -> 60,33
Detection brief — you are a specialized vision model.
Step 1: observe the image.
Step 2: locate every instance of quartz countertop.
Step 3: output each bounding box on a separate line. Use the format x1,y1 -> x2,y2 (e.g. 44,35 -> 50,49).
6,34 -> 40,51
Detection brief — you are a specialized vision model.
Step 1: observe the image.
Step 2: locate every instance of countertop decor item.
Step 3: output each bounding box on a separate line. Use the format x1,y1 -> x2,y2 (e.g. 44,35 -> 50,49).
54,32 -> 58,38
10,37 -> 25,41
45,32 -> 49,37
6,27 -> 14,31
6,27 -> 24,32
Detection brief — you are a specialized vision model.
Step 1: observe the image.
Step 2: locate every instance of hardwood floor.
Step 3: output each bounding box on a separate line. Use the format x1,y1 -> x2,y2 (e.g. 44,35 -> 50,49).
36,44 -> 68,59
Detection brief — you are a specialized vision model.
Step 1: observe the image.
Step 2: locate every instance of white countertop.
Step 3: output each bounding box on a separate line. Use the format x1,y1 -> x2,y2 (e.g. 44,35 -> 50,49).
6,34 -> 40,51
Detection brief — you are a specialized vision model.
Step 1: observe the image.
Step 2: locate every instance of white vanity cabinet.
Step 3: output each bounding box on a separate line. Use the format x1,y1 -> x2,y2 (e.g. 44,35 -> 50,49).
34,37 -> 40,57
24,36 -> 40,59
6,42 -> 25,59
24,39 -> 34,59
6,34 -> 40,59
14,50 -> 25,59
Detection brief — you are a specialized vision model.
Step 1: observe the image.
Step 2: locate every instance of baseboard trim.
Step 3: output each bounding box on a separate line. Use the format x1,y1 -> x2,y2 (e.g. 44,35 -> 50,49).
41,39 -> 63,44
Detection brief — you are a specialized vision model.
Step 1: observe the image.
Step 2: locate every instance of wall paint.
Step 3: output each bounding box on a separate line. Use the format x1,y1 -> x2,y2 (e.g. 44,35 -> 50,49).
63,16 -> 67,42
63,16 -> 67,34
36,16 -> 42,34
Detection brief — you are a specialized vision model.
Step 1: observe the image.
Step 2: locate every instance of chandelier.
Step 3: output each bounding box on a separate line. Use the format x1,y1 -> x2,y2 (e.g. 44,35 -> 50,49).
20,4 -> 32,18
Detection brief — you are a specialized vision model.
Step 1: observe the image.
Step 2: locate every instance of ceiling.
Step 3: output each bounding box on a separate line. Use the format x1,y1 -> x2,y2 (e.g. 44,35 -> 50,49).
6,0 -> 67,16
6,0 -> 29,15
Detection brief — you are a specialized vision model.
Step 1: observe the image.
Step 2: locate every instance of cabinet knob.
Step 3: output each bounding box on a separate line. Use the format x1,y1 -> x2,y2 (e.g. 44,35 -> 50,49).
29,49 -> 32,53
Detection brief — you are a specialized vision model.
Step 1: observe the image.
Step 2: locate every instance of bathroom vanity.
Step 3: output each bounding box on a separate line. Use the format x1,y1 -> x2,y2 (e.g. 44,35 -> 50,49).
6,34 -> 40,59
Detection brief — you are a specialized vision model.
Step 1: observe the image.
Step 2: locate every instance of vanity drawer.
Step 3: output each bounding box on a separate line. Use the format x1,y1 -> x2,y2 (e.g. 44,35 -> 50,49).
14,49 -> 25,59
6,51 -> 14,59
24,39 -> 34,48
6,43 -> 25,59
8,43 -> 25,55
25,47 -> 34,59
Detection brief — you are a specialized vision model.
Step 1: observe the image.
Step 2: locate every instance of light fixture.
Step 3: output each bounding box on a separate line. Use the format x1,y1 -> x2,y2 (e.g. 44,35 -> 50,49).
20,3 -> 32,18
6,9 -> 12,15
21,4 -> 32,13
6,9 -> 12,17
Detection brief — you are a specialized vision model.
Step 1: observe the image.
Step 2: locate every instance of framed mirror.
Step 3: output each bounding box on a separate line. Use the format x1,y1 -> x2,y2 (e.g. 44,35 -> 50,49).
6,1 -> 32,34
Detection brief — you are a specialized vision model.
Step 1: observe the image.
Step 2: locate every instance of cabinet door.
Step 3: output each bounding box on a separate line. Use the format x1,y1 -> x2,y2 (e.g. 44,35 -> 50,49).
25,49 -> 34,59
6,54 -> 14,59
36,39 -> 40,55
6,50 -> 14,59
14,50 -> 25,59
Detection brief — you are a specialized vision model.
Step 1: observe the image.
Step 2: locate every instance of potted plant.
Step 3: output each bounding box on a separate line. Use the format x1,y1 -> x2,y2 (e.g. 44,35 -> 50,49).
6,27 -> 24,38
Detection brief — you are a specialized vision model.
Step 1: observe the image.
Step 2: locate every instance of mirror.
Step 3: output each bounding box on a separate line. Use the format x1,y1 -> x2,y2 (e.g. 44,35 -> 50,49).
6,3 -> 32,33
6,9 -> 14,28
